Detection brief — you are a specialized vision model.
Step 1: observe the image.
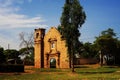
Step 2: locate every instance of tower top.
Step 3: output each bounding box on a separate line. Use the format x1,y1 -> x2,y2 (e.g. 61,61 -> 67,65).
34,28 -> 45,31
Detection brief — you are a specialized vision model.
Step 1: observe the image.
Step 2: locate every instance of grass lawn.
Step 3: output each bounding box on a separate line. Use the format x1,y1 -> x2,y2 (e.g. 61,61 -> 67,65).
0,65 -> 120,80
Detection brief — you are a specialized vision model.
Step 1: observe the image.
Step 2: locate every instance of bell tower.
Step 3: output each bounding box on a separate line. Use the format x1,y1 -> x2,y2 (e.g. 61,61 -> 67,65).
34,28 -> 45,68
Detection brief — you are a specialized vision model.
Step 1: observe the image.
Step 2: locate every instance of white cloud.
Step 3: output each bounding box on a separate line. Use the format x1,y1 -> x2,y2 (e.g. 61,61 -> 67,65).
0,13 -> 47,28
0,0 -> 47,29
0,0 -> 46,50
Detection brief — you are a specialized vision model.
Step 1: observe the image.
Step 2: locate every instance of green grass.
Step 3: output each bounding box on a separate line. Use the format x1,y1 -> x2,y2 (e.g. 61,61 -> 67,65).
0,66 -> 120,80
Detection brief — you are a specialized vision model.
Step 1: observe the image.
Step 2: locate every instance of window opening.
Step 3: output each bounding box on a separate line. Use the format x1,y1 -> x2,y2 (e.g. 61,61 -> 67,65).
36,33 -> 39,38
51,42 -> 55,49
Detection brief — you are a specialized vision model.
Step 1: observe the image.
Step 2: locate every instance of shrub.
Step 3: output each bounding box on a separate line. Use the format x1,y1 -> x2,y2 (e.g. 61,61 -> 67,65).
0,64 -> 24,72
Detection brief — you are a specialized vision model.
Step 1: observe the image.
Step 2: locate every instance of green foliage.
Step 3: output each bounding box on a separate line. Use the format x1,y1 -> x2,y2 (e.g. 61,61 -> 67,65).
60,0 -> 86,70
115,40 -> 120,64
4,49 -> 20,60
80,42 -> 90,58
94,28 -> 120,65
19,47 -> 28,54
3,49 -> 21,64
0,47 -> 4,53
101,28 -> 116,37
94,28 -> 117,54
81,42 -> 98,58
71,0 -> 86,27
0,47 -> 24,64
0,47 -> 6,64
79,28 -> 120,65
19,47 -> 34,65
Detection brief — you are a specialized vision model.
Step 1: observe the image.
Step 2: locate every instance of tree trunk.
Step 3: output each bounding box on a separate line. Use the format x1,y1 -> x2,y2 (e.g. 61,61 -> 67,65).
69,54 -> 71,68
71,58 -> 74,72
71,50 -> 75,72
100,52 -> 103,67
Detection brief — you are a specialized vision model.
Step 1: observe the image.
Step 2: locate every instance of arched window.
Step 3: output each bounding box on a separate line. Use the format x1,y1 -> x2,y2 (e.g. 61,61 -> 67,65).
36,33 -> 39,38
51,42 -> 55,49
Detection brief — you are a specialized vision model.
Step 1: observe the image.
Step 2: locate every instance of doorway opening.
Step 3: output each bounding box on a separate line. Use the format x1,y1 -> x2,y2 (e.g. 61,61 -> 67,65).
50,58 -> 56,68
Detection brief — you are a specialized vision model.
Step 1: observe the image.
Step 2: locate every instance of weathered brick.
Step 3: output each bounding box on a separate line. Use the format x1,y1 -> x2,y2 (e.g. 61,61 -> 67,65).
34,27 -> 70,68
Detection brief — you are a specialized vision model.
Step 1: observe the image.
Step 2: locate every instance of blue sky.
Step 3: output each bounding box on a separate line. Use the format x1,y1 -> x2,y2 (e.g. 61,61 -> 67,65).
0,0 -> 120,50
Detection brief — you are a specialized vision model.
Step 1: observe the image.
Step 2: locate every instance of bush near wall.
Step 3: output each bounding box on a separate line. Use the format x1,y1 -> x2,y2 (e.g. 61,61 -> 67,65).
0,64 -> 24,72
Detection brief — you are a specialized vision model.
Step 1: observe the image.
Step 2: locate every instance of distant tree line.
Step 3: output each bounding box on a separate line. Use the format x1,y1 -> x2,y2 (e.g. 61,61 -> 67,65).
0,32 -> 34,65
80,28 -> 120,65
0,47 -> 34,65
0,31 -> 34,65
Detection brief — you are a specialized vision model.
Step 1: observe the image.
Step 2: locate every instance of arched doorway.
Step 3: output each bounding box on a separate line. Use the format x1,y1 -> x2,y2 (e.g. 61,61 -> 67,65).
50,58 -> 56,68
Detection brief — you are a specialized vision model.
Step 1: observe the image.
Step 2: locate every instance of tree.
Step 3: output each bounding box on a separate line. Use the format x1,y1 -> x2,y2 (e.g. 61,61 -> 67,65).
19,32 -> 34,48
59,0 -> 86,72
19,47 -> 34,65
19,32 -> 34,63
0,47 -> 6,64
116,40 -> 120,64
4,49 -> 20,64
81,42 -> 98,58
94,28 -> 117,66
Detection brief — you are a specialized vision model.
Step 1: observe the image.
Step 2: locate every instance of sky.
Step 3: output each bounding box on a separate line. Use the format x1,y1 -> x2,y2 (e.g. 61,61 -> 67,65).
0,0 -> 120,50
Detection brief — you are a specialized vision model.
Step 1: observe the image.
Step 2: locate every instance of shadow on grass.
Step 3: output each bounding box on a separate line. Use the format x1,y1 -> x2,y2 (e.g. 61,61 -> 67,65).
76,67 -> 118,74
32,68 -> 70,73
25,65 -> 120,75
40,68 -> 63,72
34,67 -> 117,74
74,65 -> 89,68
77,70 -> 115,74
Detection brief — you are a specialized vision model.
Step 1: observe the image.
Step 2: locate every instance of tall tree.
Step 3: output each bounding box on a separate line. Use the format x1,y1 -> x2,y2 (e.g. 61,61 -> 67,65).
59,0 -> 86,72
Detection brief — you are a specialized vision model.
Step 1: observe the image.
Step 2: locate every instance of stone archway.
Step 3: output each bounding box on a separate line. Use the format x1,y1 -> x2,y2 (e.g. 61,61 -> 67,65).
50,58 -> 56,68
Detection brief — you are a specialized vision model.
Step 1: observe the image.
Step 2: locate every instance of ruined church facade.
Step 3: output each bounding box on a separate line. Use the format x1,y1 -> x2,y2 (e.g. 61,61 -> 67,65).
34,27 -> 70,68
